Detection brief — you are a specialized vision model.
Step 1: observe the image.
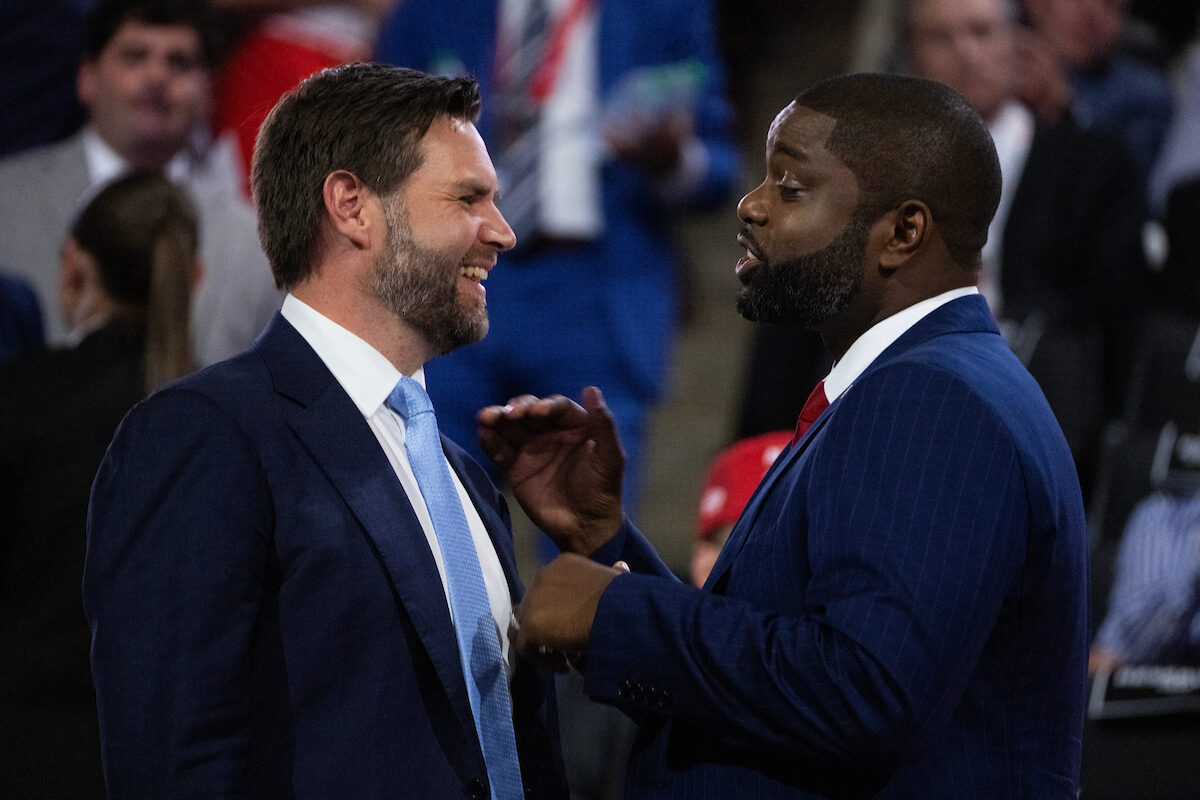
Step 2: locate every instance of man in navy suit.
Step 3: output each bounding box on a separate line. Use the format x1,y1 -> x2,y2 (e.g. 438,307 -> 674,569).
84,64 -> 567,799
481,73 -> 1089,797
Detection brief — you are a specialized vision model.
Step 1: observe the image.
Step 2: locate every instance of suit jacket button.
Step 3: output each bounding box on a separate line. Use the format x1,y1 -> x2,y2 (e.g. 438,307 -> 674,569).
618,679 -> 633,699
630,682 -> 646,703
466,778 -> 487,799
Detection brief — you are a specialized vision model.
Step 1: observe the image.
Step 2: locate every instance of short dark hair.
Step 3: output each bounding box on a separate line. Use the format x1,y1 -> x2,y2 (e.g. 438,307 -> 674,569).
251,63 -> 482,290
82,0 -> 214,65
797,73 -> 1001,269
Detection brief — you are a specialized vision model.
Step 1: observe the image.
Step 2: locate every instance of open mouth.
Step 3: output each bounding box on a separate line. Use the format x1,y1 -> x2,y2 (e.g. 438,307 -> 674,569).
460,265 -> 488,282
735,233 -> 764,283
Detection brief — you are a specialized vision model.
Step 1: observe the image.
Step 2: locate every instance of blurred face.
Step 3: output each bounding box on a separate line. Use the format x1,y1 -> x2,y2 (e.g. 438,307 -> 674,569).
370,116 -> 516,355
77,20 -> 209,168
908,0 -> 1015,120
690,535 -> 727,589
735,103 -> 870,331
1026,0 -> 1128,69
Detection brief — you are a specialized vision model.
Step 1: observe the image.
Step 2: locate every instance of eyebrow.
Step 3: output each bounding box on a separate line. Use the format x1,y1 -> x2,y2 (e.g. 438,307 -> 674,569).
774,142 -> 810,163
452,179 -> 496,199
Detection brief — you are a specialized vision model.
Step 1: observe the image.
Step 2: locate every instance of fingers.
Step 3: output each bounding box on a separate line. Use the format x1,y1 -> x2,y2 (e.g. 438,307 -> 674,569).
581,385 -> 606,412
476,425 -> 515,468
482,394 -> 588,428
510,606 -> 574,673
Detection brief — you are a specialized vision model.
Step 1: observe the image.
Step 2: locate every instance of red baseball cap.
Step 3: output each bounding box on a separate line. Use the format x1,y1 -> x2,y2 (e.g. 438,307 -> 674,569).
696,430 -> 793,541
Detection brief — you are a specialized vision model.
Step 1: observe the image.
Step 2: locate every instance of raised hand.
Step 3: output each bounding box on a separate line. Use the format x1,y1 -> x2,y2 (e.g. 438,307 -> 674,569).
477,386 -> 625,555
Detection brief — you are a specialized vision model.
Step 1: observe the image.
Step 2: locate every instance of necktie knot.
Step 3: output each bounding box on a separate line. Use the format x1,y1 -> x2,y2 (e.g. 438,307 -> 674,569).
791,380 -> 830,445
387,375 -> 433,420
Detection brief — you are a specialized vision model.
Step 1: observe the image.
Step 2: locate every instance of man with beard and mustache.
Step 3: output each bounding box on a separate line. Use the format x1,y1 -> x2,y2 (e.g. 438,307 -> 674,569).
478,73 -> 1089,798
83,64 -> 569,800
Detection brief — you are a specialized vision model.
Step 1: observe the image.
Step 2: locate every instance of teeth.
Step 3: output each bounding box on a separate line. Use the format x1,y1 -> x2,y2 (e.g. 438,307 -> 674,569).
460,265 -> 487,282
746,248 -> 757,259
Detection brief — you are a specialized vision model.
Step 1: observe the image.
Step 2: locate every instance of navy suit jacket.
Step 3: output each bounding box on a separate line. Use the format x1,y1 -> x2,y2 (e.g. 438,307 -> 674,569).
83,315 -> 567,799
586,296 -> 1089,798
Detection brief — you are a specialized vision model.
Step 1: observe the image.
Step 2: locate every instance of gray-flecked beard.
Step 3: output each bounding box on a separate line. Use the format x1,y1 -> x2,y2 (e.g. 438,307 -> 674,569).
370,198 -> 488,355
736,213 -> 871,329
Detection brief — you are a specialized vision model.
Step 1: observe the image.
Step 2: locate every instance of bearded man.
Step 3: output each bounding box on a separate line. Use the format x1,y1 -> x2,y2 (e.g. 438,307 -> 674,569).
481,73 -> 1089,798
83,64 -> 568,800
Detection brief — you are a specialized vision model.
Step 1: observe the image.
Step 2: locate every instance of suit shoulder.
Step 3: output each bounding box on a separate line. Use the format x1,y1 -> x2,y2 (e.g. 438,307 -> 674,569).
0,135 -> 85,181
127,350 -> 272,428
858,337 -> 1055,434
853,341 -> 1077,477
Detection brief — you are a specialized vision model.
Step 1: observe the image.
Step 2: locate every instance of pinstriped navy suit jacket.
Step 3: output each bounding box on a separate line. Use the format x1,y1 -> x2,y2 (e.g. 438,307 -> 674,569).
586,295 -> 1089,798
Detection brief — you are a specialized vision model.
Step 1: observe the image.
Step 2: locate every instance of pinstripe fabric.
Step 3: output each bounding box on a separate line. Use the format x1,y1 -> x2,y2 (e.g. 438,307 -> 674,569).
1094,491 -> 1200,664
586,296 -> 1089,798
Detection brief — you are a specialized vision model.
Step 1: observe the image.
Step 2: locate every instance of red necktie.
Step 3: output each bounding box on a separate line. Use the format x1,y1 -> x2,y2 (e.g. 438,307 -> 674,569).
791,380 -> 829,444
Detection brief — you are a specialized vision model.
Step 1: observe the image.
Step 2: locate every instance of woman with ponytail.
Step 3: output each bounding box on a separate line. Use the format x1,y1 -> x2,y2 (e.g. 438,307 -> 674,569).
0,171 -> 200,798
62,170 -> 199,392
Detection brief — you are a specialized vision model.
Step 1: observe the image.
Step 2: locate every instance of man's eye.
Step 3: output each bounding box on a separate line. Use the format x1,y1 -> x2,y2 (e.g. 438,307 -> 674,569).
167,53 -> 201,74
118,47 -> 148,65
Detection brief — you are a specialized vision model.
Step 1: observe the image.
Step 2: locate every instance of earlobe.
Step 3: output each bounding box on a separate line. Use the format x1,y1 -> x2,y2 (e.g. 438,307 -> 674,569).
878,200 -> 929,269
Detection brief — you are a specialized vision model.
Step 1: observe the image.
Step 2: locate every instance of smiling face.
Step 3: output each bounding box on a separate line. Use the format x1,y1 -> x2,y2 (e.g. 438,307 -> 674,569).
735,103 -> 872,331
907,0 -> 1015,121
77,19 -> 208,168
370,115 -> 515,355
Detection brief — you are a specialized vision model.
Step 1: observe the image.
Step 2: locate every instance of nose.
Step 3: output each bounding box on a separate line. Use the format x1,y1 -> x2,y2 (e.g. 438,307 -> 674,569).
737,182 -> 768,226
144,52 -> 172,87
485,203 -> 517,252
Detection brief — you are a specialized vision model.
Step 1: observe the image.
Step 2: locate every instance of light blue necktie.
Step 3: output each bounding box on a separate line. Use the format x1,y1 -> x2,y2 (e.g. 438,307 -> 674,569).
386,376 -> 524,800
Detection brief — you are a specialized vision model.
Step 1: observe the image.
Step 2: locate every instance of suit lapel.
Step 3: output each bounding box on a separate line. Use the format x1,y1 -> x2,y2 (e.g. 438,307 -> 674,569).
258,316 -> 481,755
444,441 -> 524,601
702,404 -> 837,591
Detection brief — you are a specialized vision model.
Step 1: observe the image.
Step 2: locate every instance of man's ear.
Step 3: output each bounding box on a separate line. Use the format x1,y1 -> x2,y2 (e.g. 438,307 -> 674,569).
60,238 -> 91,295
77,59 -> 97,108
59,238 -> 96,327
878,200 -> 930,270
321,170 -> 375,250
191,258 -> 206,292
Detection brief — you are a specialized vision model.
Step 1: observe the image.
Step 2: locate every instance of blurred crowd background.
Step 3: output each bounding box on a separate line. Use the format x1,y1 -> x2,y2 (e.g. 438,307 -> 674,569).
3,0 -> 1200,797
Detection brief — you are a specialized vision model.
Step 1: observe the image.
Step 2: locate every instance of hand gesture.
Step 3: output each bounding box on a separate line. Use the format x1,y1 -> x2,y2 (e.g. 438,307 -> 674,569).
478,386 -> 625,555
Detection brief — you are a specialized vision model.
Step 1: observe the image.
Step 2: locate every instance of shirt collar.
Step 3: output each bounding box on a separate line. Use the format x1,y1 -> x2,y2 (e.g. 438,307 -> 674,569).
824,286 -> 979,401
81,125 -> 193,185
280,293 -> 422,417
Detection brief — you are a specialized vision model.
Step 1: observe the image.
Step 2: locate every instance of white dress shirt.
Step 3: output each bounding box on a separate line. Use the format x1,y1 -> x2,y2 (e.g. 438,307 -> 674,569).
281,294 -> 515,668
824,287 -> 981,403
